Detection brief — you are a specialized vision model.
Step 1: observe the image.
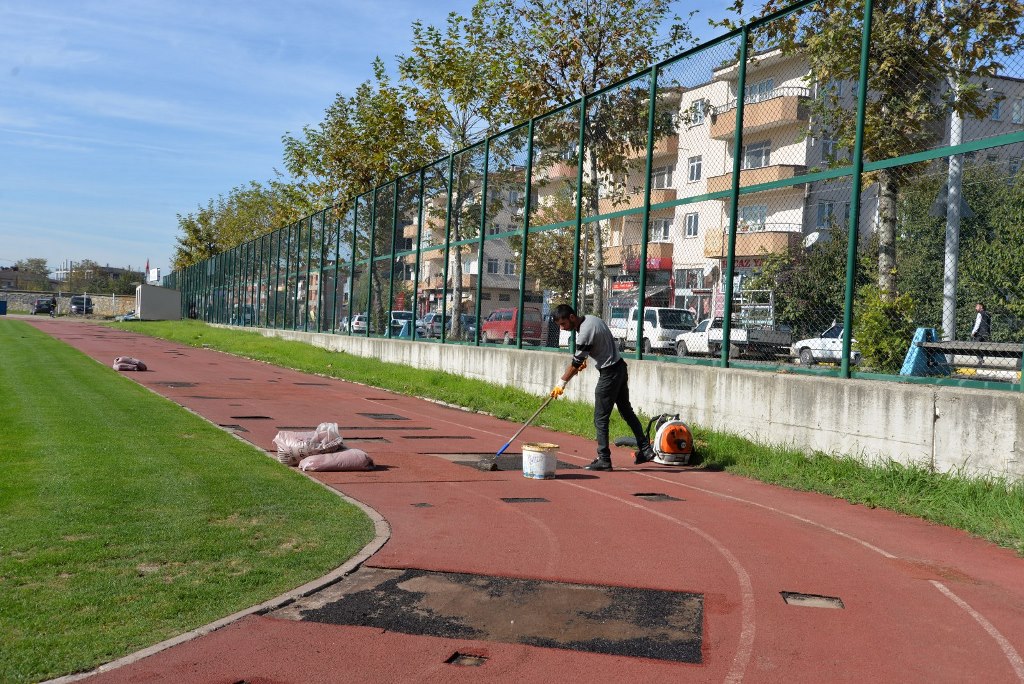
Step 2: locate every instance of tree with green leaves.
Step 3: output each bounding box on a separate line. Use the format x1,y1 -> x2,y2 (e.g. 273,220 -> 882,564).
13,258 -> 50,291
282,58 -> 439,211
719,0 -> 1024,301
485,0 -> 695,317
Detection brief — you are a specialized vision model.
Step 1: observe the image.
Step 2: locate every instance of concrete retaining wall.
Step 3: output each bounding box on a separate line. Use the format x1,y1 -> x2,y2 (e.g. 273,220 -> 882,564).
253,327 -> 1024,481
0,291 -> 134,317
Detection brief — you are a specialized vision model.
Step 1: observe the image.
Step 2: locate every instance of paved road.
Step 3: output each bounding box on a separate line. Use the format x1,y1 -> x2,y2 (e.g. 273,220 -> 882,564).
26,318 -> 1024,683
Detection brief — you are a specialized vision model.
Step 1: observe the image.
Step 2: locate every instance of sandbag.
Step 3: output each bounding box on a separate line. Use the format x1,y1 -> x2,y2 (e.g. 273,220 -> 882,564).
299,448 -> 374,472
112,356 -> 147,371
272,422 -> 345,466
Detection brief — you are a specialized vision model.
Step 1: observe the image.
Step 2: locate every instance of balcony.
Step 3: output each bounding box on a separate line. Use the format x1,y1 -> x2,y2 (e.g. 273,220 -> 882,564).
543,161 -> 578,181
623,134 -> 679,160
706,164 -> 807,195
703,224 -> 804,259
710,88 -> 811,140
604,241 -> 674,267
598,188 -> 677,216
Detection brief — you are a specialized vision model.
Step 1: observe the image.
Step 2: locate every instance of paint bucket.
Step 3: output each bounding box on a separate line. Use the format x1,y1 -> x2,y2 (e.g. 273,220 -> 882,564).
522,442 -> 558,479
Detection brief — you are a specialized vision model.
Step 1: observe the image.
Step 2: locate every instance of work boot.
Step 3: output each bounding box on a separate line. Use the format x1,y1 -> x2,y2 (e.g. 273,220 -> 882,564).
585,458 -> 613,471
634,443 -> 655,465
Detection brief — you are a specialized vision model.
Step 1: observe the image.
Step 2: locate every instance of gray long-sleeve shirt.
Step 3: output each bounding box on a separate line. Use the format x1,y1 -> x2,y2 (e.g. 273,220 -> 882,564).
571,315 -> 622,371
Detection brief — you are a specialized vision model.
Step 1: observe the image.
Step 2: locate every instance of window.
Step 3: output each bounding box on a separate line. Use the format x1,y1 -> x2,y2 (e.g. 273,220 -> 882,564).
507,189 -> 522,207
817,201 -> 838,229
486,258 -> 499,274
498,293 -> 510,302
744,78 -> 774,104
685,212 -> 699,238
1013,99 -> 1024,125
652,218 -> 671,241
742,140 -> 771,169
681,268 -> 704,289
688,99 -> 707,126
822,137 -> 839,159
737,205 -> 767,231
687,155 -> 702,182
821,79 -> 844,98
486,224 -> 501,236
1011,157 -> 1022,175
651,165 -> 674,189
504,260 -> 516,275
992,92 -> 1004,121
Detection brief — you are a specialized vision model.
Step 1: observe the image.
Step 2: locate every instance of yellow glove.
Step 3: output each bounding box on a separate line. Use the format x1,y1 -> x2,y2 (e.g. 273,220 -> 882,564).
550,384 -> 565,399
578,359 -> 587,371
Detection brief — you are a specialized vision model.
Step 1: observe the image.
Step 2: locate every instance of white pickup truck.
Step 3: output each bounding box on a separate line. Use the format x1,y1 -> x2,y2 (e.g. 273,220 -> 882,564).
675,318 -> 792,358
610,307 -> 697,354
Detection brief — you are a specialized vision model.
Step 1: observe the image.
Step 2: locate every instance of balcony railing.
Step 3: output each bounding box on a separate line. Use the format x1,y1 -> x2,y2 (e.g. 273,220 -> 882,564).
703,223 -> 804,259
710,87 -> 811,140
706,164 -> 807,194
597,188 -> 677,216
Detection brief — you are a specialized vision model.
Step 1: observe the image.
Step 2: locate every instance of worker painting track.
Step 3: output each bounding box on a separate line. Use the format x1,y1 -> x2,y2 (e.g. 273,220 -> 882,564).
29,319 -> 1024,684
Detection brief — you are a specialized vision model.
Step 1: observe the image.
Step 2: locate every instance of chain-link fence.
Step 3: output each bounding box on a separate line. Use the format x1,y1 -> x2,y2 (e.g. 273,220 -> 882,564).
166,0 -> 1024,390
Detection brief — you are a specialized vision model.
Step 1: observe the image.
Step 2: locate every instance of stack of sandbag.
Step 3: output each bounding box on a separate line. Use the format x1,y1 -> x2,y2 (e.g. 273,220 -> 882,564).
298,448 -> 374,472
112,356 -> 147,371
272,422 -> 346,466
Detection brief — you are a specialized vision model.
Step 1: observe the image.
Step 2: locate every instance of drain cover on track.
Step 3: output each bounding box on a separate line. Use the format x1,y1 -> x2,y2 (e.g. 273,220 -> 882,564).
291,567 -> 703,663
357,412 -> 409,421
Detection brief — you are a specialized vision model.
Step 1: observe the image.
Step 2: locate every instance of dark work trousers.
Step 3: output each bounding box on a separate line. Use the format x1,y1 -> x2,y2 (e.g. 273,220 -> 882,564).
593,360 -> 648,462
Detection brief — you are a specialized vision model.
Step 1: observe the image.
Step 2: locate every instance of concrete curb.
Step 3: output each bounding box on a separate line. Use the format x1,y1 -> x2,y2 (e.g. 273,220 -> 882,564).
44,458 -> 391,684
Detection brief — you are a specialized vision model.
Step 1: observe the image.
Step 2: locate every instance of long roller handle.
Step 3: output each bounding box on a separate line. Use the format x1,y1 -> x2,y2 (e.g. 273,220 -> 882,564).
493,395 -> 552,454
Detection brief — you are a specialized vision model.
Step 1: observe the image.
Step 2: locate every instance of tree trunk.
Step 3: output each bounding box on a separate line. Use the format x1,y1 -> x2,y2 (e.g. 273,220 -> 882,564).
588,155 -> 606,316
876,169 -> 898,301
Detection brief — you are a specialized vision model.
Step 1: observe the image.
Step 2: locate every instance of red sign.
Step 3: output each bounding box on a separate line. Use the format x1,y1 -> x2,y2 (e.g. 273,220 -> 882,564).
395,292 -> 406,309
611,280 -> 636,291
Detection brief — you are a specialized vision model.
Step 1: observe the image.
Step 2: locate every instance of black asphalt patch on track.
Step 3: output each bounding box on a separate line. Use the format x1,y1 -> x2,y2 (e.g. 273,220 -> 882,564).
295,567 -> 703,663
456,454 -> 582,471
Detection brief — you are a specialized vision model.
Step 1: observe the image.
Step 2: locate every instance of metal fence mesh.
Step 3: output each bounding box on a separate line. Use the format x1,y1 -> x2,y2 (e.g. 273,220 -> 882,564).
167,0 -> 1024,389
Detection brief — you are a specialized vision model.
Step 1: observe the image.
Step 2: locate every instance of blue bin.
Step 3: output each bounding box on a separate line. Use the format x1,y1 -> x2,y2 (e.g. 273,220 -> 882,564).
0,300 -> 7,315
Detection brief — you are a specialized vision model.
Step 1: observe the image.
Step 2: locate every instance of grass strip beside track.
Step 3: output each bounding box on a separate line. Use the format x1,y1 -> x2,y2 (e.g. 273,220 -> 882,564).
0,320 -> 374,683
109,320 -> 1024,558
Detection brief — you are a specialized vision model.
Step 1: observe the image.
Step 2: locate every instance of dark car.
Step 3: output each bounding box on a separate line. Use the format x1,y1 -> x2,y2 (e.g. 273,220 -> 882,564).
70,295 -> 94,315
32,298 -> 54,315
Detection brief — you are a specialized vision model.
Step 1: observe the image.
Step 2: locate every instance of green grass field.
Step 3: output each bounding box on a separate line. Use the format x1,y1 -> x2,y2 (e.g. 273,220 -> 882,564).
0,320 -> 374,683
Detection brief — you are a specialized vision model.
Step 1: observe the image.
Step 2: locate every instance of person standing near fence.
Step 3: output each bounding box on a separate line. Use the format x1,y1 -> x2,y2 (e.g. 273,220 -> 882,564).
551,304 -> 654,471
971,302 -> 991,366
971,302 -> 991,342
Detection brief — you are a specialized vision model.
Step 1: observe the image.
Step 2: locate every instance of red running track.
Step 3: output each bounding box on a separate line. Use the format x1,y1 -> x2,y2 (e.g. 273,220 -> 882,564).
26,319 -> 1024,684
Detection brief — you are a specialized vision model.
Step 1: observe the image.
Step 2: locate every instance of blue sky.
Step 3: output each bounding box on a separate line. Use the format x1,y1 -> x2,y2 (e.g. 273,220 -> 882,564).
0,0 -> 726,280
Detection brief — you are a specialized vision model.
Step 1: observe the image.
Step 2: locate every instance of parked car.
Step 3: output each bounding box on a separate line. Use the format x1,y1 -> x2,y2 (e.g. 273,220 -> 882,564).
449,313 -> 477,340
232,304 -> 255,325
31,298 -> 54,315
389,310 -> 414,336
791,323 -> 861,366
344,313 -> 368,334
622,306 -> 697,354
417,311 -> 446,338
69,295 -> 93,315
481,306 -> 543,345
114,310 -> 139,321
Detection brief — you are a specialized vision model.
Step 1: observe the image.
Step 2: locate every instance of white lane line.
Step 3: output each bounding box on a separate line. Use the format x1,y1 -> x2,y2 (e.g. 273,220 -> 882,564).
637,471 -> 1024,677
930,581 -> 1024,682
562,481 -> 755,684
636,471 -> 898,559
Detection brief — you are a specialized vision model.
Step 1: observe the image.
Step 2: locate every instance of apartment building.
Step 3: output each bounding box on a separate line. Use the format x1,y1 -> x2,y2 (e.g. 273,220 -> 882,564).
595,49 -> 1024,321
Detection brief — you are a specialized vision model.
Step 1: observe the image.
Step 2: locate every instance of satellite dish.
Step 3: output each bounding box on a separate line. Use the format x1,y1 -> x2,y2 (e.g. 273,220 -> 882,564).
803,231 -> 832,249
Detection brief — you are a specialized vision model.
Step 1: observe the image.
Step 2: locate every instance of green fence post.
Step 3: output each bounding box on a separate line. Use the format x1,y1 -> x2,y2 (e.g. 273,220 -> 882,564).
440,154 -> 455,344
519,118 -> 536,349
841,0 -> 875,378
571,98 -> 587,316
635,64 -> 660,360
721,27 -> 750,367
